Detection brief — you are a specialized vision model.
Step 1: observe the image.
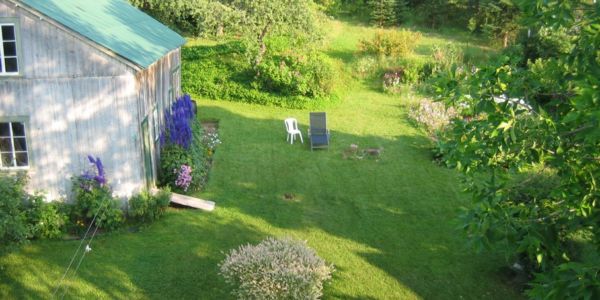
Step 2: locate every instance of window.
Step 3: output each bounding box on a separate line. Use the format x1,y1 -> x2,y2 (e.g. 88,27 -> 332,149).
0,24 -> 19,75
0,122 -> 29,169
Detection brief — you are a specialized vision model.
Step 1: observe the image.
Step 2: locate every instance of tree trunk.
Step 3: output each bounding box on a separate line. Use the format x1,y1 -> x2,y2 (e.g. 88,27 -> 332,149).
254,23 -> 271,70
503,32 -> 509,48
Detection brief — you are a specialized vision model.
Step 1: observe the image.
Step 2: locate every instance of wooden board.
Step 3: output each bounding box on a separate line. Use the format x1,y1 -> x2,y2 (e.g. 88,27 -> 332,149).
170,193 -> 215,212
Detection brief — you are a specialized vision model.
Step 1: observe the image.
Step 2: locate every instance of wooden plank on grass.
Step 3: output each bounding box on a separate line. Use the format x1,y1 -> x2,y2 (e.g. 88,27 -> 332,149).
170,193 -> 215,212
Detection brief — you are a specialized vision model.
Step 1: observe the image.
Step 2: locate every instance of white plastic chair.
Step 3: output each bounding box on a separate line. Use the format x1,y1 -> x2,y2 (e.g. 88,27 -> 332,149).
284,118 -> 303,144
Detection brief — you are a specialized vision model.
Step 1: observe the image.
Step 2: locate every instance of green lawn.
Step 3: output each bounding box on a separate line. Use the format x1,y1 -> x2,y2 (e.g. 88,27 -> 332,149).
0,20 -> 521,299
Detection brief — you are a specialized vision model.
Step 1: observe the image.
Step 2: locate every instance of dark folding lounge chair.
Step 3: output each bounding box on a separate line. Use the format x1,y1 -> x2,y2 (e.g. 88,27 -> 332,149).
308,112 -> 330,151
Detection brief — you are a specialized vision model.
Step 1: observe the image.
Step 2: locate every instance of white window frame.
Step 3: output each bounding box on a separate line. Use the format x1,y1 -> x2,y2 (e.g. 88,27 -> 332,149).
0,120 -> 29,170
0,22 -> 20,76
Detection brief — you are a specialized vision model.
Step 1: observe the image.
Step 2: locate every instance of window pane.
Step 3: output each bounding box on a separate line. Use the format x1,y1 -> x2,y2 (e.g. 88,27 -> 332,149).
15,152 -> 28,167
13,138 -> 26,151
3,41 -> 16,56
11,122 -> 24,136
0,138 -> 11,151
0,123 -> 9,136
1,25 -> 15,41
0,59 -> 2,72
1,152 -> 14,167
4,57 -> 17,72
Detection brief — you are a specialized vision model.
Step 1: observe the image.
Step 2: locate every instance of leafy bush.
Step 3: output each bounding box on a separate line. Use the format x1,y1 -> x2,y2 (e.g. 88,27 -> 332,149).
359,29 -> 421,57
183,43 -> 335,109
353,56 -> 378,78
128,188 -> 172,222
430,44 -> 464,74
159,95 -> 208,192
25,195 -> 67,239
0,174 -> 29,246
408,99 -> 459,138
130,0 -> 240,38
71,156 -> 124,231
255,52 -> 336,98
220,237 -> 334,300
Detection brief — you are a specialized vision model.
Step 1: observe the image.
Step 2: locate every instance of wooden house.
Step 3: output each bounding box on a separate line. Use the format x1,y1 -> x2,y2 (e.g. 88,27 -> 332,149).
0,0 -> 185,200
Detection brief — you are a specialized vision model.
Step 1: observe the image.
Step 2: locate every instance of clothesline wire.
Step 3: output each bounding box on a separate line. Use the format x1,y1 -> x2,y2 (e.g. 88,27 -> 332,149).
52,197 -> 110,298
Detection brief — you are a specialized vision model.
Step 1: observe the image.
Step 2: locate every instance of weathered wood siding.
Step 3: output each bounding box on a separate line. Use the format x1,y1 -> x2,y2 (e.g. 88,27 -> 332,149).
0,0 -> 145,200
136,48 -> 181,181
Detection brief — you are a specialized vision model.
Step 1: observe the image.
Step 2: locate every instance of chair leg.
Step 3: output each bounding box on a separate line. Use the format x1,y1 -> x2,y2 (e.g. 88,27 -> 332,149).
299,133 -> 304,143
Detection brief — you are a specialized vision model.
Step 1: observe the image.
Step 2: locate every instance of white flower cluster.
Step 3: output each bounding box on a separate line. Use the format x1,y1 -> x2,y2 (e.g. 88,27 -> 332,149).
219,237 -> 334,300
203,132 -> 222,150
408,99 -> 458,137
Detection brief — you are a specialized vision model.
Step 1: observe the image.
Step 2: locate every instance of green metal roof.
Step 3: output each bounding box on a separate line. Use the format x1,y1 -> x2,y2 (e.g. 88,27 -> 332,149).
20,0 -> 186,69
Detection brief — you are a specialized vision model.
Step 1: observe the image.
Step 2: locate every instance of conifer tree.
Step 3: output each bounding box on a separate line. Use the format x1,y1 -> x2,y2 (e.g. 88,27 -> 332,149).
368,0 -> 396,27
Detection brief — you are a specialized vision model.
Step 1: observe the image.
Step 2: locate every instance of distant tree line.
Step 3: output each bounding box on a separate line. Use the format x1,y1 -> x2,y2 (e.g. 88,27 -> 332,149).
315,0 -> 520,47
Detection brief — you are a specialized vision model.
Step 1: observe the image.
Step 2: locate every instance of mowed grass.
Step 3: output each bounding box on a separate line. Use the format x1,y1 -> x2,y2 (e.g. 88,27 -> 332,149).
0,20 -> 519,299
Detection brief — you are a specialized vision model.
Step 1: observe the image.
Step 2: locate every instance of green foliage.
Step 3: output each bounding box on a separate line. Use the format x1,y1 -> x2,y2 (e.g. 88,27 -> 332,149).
433,0 -> 600,298
359,29 -> 422,57
128,188 -> 172,222
368,0 -> 396,27
25,195 -> 67,239
231,0 -> 324,68
519,26 -> 575,62
220,237 -> 334,299
527,261 -> 600,299
182,43 -> 335,108
255,52 -> 336,98
468,0 -> 521,47
159,117 -> 207,193
394,0 -> 409,24
71,177 -> 124,231
0,174 -> 29,246
129,0 -> 240,37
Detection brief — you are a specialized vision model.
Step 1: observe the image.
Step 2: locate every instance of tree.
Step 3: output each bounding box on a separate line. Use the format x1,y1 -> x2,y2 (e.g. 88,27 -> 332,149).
129,0 -> 239,37
368,0 -> 396,27
395,0 -> 409,25
468,0 -> 521,47
231,0 -> 322,69
434,0 -> 600,298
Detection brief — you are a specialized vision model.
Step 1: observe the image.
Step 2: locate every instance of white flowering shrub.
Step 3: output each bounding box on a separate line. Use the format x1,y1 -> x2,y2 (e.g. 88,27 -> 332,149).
408,99 -> 459,138
219,237 -> 334,300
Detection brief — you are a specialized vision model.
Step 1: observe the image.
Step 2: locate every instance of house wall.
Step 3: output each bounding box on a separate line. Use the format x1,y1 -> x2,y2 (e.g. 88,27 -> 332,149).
0,0 -> 145,200
136,48 -> 181,183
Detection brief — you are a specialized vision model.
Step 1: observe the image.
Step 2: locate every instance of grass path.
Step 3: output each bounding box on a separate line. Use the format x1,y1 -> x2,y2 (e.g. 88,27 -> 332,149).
0,21 -> 520,299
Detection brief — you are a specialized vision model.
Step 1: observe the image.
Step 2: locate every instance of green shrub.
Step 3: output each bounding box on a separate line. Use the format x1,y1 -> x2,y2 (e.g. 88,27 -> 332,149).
256,52 -> 336,98
25,195 -> 67,239
71,177 -> 124,231
220,237 -> 334,300
182,43 -> 334,109
430,44 -> 464,74
128,188 -> 172,222
0,174 -> 29,246
359,29 -> 422,57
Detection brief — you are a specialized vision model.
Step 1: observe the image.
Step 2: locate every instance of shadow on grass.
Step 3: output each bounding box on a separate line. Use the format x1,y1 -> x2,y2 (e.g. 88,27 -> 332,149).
193,105 -> 521,299
0,210 -> 267,299
1,104 -> 520,299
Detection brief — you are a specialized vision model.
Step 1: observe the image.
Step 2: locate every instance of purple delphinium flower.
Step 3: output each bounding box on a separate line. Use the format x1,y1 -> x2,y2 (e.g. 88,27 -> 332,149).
162,94 -> 196,149
86,155 -> 107,186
